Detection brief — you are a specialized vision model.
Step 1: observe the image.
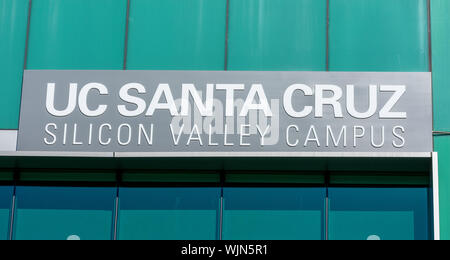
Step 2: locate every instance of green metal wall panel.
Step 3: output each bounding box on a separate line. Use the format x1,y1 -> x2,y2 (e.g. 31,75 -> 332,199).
26,0 -> 126,69
126,0 -> 226,70
431,0 -> 450,131
432,0 -> 450,241
227,0 -> 326,71
435,136 -> 450,240
329,0 -> 429,71
0,0 -> 29,129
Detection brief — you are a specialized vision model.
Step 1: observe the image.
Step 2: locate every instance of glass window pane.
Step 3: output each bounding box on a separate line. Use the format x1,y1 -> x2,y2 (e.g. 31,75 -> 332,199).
0,0 -> 29,129
223,188 -> 325,240
13,186 -> 116,240
26,0 -> 127,69
329,188 -> 430,240
126,0 -> 226,70
0,186 -> 13,240
228,0 -> 326,70
431,0 -> 450,130
329,0 -> 429,71
118,188 -> 220,240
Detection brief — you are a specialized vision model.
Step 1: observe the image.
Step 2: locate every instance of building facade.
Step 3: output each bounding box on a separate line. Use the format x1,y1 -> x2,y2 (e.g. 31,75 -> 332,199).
0,0 -> 448,240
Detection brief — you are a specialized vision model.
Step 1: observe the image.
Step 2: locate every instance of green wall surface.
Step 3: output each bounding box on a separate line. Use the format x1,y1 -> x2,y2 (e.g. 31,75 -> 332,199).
126,0 -> 226,70
432,0 -> 450,240
0,0 -> 29,129
329,0 -> 429,71
227,0 -> 326,71
436,136 -> 450,240
431,0 -> 450,131
0,0 -> 448,240
26,0 -> 127,70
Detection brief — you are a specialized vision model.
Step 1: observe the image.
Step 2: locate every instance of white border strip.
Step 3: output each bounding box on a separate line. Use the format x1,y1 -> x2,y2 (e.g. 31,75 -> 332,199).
115,152 -> 432,158
0,151 -> 431,159
0,151 -> 113,157
433,152 -> 440,240
0,130 -> 17,152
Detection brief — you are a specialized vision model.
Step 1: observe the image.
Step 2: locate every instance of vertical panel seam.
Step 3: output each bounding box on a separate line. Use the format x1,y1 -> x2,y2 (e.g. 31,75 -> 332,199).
325,169 -> 330,240
113,187 -> 119,240
428,0 -> 435,153
123,0 -> 131,70
428,1 -> 437,240
224,0 -> 230,71
15,0 -> 33,144
427,0 -> 432,73
23,0 -> 32,70
326,0 -> 330,71
8,170 -> 19,240
113,170 -> 122,240
219,196 -> 224,240
219,170 -> 225,240
8,190 -> 16,241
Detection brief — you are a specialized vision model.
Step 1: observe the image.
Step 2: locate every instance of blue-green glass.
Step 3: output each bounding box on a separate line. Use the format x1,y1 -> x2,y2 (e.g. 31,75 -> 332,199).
329,188 -> 430,240
223,188 -> 325,240
13,186 -> 116,240
126,0 -> 226,70
329,0 -> 429,71
431,0 -> 450,131
26,0 -> 126,69
0,0 -> 29,129
118,188 -> 220,240
228,0 -> 326,71
0,186 -> 13,240
435,136 -> 450,240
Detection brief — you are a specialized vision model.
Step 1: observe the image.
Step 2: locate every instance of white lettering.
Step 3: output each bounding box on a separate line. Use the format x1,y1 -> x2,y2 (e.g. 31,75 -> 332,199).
240,84 -> 273,117
181,84 -> 214,116
346,85 -> 377,118
146,83 -> 178,116
46,83 -> 77,117
44,123 -> 57,145
379,85 -> 407,118
216,84 -> 245,117
283,84 -> 313,118
118,83 -> 147,117
78,83 -> 108,117
315,84 -> 343,118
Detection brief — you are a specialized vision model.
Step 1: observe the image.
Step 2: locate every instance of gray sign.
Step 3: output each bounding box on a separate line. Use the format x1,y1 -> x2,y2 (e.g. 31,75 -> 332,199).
18,70 -> 432,153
